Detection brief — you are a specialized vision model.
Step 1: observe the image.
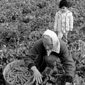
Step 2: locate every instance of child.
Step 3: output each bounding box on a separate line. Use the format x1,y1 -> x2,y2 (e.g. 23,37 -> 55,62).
54,0 -> 73,42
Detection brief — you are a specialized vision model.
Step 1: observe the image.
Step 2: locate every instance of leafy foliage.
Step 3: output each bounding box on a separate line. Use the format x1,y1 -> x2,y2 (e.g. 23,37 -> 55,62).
0,0 -> 85,85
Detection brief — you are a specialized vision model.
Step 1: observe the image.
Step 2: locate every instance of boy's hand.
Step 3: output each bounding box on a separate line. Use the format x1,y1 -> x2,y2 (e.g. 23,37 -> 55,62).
65,82 -> 72,85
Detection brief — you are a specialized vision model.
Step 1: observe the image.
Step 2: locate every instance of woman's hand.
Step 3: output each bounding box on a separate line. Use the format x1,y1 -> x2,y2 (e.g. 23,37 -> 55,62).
31,66 -> 42,85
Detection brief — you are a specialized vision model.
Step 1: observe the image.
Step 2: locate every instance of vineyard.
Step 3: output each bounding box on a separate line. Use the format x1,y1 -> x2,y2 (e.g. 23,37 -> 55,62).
0,0 -> 85,85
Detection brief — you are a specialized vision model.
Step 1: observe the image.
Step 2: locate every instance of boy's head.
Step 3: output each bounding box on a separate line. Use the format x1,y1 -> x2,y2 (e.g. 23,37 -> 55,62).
59,0 -> 69,8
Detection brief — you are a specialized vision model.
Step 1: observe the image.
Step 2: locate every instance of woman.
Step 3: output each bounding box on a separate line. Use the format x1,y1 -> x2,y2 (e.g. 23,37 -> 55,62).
3,29 -> 75,85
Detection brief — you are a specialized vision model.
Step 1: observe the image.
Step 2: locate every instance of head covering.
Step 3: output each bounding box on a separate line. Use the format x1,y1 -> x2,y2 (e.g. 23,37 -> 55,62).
59,0 -> 69,8
43,29 -> 60,56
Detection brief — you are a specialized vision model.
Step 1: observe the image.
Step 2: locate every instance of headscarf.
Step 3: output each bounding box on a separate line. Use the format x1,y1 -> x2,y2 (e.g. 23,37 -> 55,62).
43,29 -> 60,56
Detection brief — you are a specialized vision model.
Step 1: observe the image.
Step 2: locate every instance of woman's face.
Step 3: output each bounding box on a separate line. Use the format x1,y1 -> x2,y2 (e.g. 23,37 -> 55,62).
42,35 -> 53,51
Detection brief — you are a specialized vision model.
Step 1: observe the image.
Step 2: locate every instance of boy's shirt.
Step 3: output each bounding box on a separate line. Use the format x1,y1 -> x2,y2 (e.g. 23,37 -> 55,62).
61,12 -> 67,33
54,9 -> 73,33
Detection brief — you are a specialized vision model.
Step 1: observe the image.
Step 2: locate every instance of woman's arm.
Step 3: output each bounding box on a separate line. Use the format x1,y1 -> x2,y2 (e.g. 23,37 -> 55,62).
60,42 -> 75,83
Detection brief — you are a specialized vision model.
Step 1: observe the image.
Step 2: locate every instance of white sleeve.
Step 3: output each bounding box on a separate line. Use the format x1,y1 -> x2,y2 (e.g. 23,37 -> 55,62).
69,12 -> 73,31
54,12 -> 58,31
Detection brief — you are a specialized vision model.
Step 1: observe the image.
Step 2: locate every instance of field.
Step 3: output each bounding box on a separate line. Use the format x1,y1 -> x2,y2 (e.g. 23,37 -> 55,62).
0,0 -> 85,85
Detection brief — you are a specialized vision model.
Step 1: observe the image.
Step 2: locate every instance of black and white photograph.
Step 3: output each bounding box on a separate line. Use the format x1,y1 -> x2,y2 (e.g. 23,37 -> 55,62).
0,0 -> 85,85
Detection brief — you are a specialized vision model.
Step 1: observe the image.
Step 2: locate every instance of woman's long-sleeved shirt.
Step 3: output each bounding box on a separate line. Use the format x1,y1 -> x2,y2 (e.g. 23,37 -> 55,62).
24,39 -> 75,79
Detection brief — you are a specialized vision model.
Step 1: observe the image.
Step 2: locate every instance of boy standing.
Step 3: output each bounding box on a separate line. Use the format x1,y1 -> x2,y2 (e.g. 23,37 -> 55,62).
54,0 -> 73,42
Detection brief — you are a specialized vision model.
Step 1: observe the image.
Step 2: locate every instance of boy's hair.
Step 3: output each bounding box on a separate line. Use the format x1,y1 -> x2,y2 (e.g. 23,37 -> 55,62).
59,0 -> 69,8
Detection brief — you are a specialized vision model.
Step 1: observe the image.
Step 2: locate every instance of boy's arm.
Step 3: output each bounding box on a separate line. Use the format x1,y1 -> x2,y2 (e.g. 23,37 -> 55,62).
69,12 -> 73,31
54,12 -> 58,31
